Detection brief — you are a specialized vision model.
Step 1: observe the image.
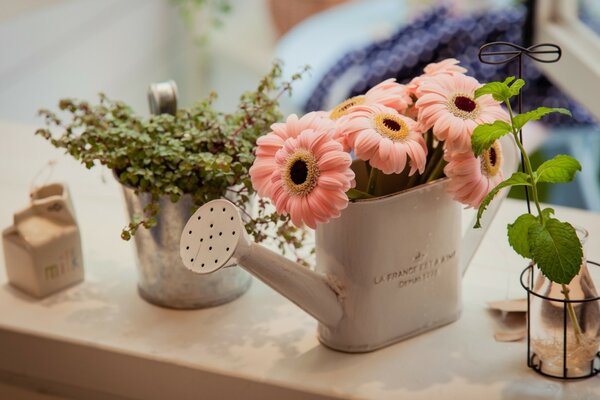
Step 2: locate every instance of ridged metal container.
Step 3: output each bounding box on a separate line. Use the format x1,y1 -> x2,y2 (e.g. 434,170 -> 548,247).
122,186 -> 251,309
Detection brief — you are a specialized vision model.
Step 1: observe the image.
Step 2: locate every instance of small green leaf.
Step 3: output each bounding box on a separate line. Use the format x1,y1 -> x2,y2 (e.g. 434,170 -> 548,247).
541,207 -> 555,220
528,218 -> 583,284
509,79 -> 525,96
471,120 -> 512,156
346,188 -> 374,200
507,213 -> 538,258
475,81 -> 512,102
502,76 -> 516,85
474,172 -> 531,228
512,106 -> 571,131
535,154 -> 581,184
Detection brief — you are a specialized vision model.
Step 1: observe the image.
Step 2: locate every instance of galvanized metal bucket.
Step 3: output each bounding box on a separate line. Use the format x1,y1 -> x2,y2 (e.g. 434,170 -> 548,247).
122,186 -> 251,309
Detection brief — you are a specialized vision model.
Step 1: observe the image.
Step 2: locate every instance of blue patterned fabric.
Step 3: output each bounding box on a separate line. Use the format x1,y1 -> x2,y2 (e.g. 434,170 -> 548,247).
304,5 -> 595,127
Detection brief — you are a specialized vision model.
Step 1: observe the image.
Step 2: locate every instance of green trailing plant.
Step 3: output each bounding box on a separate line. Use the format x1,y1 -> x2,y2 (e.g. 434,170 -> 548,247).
36,61 -> 313,265
472,76 -> 585,340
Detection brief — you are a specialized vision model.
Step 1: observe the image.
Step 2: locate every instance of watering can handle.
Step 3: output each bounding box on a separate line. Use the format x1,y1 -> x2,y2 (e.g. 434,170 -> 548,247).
460,134 -> 520,275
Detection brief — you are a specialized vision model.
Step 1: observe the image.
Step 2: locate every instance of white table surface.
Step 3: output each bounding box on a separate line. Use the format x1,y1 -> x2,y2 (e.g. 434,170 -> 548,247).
1,120 -> 600,400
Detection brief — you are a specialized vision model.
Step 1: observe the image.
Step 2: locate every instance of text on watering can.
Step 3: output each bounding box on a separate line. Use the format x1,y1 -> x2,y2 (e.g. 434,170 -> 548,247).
373,250 -> 456,287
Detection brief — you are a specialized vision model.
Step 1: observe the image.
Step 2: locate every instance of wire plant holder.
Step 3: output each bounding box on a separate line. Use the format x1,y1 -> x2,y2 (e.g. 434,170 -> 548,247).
520,262 -> 600,379
479,41 -> 600,379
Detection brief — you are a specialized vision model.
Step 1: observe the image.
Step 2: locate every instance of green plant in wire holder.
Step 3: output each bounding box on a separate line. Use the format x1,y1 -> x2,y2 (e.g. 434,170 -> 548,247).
36,61 -> 312,264
472,77 -> 587,339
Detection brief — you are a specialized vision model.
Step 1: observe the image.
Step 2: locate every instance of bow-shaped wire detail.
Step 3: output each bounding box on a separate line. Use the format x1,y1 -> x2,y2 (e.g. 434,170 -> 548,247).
478,42 -> 562,65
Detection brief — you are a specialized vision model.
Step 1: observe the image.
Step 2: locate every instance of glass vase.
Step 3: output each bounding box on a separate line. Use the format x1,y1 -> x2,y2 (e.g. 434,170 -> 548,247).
522,227 -> 600,378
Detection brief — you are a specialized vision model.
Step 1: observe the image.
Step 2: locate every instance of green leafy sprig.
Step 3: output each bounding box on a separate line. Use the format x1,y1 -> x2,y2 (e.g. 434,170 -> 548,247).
472,76 -> 584,340
472,76 -> 582,285
36,61 -> 313,265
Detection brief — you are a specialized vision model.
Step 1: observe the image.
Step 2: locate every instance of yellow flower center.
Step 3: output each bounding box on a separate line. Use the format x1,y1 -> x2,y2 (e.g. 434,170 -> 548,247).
481,141 -> 502,177
447,93 -> 481,120
330,96 -> 366,120
283,149 -> 320,196
374,113 -> 409,141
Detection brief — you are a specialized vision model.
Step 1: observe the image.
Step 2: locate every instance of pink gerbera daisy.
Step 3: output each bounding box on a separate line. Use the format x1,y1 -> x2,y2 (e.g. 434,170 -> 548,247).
249,112 -> 333,197
343,104 -> 427,175
415,73 -> 508,155
444,140 -> 504,208
262,129 -> 355,229
328,78 -> 412,121
406,58 -> 467,96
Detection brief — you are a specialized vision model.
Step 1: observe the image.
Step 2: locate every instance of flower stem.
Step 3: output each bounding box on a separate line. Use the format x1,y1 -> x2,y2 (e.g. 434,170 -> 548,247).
426,148 -> 447,183
419,142 -> 444,184
504,101 -> 545,222
406,171 -> 420,189
561,284 -> 583,345
426,130 -> 434,152
426,159 -> 446,182
367,166 -> 379,195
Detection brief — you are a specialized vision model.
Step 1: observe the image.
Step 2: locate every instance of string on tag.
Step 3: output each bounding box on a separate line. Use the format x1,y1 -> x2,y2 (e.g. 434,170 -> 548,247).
30,159 -> 58,196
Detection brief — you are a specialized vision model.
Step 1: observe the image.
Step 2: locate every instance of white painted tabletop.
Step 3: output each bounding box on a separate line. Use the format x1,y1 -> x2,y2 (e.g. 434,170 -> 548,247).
1,120 -> 600,399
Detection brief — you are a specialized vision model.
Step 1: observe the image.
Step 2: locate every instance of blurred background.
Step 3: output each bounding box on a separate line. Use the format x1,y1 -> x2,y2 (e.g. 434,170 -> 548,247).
1,0 -> 599,210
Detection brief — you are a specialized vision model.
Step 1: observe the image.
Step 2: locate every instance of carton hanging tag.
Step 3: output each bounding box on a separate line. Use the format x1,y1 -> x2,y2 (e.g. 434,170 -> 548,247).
2,183 -> 84,298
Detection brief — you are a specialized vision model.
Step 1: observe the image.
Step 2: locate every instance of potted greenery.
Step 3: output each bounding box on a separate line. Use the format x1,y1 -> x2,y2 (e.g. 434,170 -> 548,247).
36,62 -> 310,309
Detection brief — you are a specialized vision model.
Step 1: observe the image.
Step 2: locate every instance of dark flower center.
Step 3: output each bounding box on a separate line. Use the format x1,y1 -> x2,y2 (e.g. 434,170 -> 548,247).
488,146 -> 497,166
481,142 -> 502,177
339,100 -> 356,112
382,118 -> 401,131
290,159 -> 309,185
454,96 -> 477,112
330,96 -> 366,120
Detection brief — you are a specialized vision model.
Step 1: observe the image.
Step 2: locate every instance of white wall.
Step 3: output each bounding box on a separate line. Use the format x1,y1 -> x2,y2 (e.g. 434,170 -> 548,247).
0,0 -> 203,124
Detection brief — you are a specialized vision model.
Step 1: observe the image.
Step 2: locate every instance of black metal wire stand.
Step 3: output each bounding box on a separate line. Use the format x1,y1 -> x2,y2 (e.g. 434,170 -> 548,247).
478,41 -> 561,215
478,41 -> 600,379
520,261 -> 600,379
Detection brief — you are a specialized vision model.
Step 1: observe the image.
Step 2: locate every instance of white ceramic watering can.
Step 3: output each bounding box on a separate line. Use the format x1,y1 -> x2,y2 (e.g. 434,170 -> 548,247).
179,135 -> 518,352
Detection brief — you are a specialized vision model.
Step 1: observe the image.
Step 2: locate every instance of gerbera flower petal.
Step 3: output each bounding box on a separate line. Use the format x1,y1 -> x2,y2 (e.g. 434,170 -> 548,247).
408,58 -> 468,96
363,78 -> 412,113
406,140 -> 426,174
317,151 -> 351,172
378,138 -> 394,160
310,187 -> 340,217
353,130 -> 381,160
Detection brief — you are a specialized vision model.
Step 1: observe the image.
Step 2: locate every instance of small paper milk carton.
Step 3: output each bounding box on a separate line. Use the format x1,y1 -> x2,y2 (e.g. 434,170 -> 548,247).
2,183 -> 84,298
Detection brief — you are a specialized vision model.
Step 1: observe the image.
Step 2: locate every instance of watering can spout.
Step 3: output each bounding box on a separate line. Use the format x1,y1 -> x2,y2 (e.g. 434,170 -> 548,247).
179,199 -> 344,327
235,241 -> 344,326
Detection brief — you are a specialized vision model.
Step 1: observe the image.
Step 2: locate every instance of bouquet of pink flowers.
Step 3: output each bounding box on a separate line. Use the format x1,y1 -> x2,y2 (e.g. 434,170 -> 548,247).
249,58 -> 509,228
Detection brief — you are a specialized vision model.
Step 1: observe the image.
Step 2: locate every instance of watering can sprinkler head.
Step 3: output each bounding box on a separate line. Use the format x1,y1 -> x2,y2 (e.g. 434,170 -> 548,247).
180,199 -> 248,274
